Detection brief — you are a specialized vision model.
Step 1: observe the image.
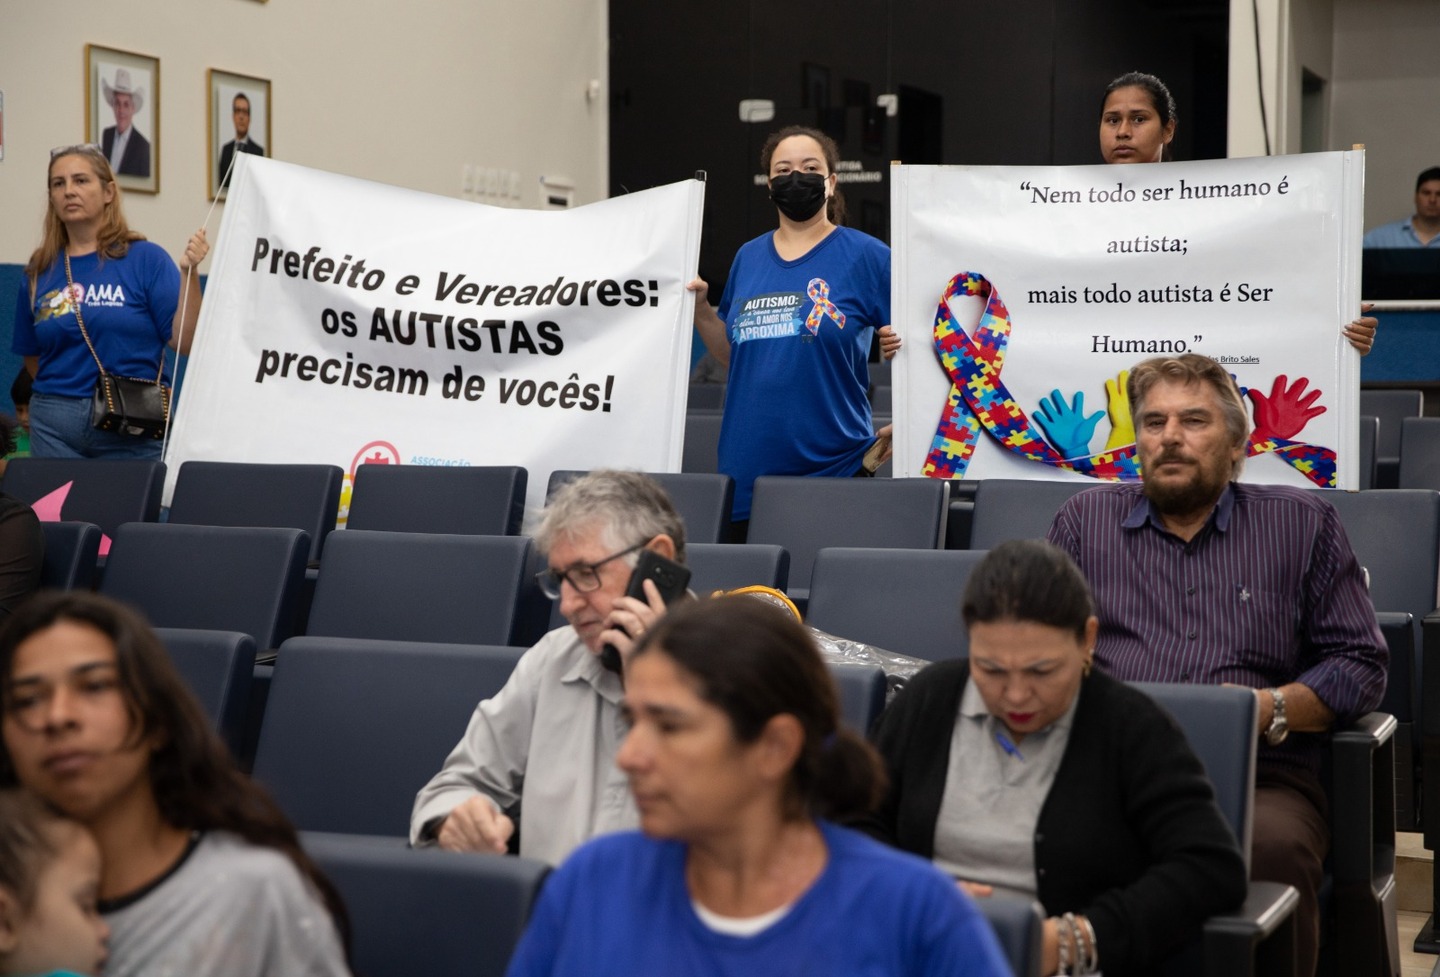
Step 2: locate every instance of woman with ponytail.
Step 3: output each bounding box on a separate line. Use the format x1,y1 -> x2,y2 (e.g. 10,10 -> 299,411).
689,126 -> 899,537
504,596 -> 1009,977
864,540 -> 1247,976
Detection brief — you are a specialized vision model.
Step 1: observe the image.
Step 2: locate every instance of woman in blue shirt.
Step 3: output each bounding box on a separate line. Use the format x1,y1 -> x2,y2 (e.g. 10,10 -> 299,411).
505,596 -> 1011,977
690,127 -> 899,530
13,145 -> 208,458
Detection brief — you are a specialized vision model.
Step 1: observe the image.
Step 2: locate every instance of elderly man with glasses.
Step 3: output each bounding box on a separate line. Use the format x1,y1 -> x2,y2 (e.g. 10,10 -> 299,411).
410,470 -> 687,865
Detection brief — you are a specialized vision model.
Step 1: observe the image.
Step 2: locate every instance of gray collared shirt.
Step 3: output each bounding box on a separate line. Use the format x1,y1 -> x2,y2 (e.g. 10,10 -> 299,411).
932,680 -> 1079,900
410,626 -> 638,865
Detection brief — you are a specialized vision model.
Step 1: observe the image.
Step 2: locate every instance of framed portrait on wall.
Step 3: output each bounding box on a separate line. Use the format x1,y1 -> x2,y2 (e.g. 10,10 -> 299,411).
86,45 -> 159,194
209,69 -> 270,200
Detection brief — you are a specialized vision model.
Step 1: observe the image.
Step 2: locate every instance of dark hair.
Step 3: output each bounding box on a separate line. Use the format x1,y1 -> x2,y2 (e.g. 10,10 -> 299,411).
634,596 -> 884,820
9,370 -> 31,409
1418,167 -> 1440,191
0,788 -> 71,910
0,592 -> 350,952
233,92 -> 250,109
961,540 -> 1095,640
759,125 -> 847,225
0,415 -> 14,458
1101,72 -> 1178,161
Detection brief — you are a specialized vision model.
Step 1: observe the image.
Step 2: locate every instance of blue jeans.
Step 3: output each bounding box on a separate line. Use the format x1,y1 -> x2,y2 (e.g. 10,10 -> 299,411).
30,392 -> 164,460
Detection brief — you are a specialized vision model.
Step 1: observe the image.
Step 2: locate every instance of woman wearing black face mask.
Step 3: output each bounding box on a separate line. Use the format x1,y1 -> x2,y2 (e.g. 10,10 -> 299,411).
690,126 -> 899,536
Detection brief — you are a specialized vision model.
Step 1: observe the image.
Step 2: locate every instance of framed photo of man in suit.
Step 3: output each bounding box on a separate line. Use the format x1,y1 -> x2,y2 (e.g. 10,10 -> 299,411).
209,70 -> 271,201
86,45 -> 159,194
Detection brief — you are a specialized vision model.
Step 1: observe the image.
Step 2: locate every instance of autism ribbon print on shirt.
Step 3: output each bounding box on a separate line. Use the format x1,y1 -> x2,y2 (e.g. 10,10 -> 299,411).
804,278 -> 846,336
920,272 -> 1337,487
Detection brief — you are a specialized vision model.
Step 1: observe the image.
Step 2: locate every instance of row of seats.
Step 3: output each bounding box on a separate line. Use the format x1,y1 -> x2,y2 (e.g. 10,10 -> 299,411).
166,627 -> 1387,975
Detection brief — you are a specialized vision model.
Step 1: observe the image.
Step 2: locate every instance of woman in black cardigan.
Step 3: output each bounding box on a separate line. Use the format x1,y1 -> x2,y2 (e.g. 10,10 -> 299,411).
863,540 -> 1246,976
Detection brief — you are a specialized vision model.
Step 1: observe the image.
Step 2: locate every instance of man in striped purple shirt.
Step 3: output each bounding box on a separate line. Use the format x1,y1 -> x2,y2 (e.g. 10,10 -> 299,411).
1047,353 -> 1386,977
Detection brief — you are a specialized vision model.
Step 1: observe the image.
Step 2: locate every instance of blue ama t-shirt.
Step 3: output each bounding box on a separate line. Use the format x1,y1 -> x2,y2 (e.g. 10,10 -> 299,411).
12,242 -> 179,398
716,226 -> 890,520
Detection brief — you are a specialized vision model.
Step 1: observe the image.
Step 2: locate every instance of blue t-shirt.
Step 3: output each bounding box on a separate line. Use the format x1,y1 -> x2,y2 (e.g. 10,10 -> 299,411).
12,242 -> 179,398
504,821 -> 1012,977
716,227 -> 889,520
1362,217 -> 1440,248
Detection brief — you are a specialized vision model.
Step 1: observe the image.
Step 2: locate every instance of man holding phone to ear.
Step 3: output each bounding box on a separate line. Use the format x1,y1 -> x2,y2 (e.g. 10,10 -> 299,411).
410,470 -> 691,865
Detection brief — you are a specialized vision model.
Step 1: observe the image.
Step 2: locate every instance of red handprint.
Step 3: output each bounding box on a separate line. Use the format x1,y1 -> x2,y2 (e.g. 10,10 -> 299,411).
1247,374 -> 1326,441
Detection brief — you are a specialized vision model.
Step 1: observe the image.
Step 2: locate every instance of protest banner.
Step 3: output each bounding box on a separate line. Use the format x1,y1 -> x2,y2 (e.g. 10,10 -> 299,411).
165,155 -> 704,519
891,152 -> 1366,489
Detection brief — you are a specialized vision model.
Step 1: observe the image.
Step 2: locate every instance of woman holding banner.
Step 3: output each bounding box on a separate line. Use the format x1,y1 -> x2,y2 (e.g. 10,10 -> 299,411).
12,144 -> 208,459
690,126 -> 900,535
1098,71 -> 1377,354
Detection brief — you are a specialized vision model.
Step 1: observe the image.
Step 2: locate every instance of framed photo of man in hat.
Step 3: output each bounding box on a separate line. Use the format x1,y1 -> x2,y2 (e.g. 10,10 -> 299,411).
208,69 -> 270,201
86,45 -> 159,194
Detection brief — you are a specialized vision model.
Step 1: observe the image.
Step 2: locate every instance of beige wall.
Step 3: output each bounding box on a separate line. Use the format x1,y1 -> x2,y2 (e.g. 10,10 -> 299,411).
1230,0 -> 1439,230
0,0 -> 607,267
1330,0 -> 1440,231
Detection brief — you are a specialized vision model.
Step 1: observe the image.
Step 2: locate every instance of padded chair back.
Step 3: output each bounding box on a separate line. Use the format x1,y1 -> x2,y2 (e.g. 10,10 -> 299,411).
808,547 -> 987,663
1,458 -> 163,541
302,831 -> 548,977
977,895 -> 1045,977
307,531 -> 532,645
1399,418 -> 1440,491
100,523 -> 308,650
1359,388 -> 1422,464
682,412 -> 723,474
1132,682 -> 1256,864
827,663 -> 886,733
687,542 -> 789,594
747,477 -> 949,595
39,521 -> 102,590
1358,416 -> 1378,490
167,461 -> 342,565
348,464 -> 527,536
686,383 -> 725,411
155,628 -> 255,757
969,479 -> 1094,550
547,470 -> 735,544
255,637 -> 526,835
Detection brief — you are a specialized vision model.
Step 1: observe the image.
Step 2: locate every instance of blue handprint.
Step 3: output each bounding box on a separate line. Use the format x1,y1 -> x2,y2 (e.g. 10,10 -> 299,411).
1035,389 -> 1105,460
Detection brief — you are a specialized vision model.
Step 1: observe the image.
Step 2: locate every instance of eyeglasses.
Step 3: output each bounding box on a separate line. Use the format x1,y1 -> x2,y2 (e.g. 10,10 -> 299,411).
535,541 -> 646,600
50,143 -> 104,159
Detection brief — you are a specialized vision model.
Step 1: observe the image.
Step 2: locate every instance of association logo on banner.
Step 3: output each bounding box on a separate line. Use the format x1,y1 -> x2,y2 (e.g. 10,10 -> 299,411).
163,157 -> 705,514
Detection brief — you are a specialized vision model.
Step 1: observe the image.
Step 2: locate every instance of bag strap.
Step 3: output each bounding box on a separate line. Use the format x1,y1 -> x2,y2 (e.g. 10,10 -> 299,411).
63,252 -> 165,385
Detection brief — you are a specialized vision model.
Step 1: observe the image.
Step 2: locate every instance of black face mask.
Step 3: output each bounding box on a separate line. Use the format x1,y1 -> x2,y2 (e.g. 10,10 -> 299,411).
769,171 -> 828,222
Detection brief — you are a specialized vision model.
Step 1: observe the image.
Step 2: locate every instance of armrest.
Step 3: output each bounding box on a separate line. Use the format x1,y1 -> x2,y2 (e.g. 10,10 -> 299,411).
1331,711 -> 1398,885
1201,881 -> 1299,977
975,895 -> 1043,977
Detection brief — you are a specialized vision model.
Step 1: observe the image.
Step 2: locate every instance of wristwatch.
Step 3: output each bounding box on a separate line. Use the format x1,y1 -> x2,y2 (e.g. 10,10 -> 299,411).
1263,688 -> 1289,746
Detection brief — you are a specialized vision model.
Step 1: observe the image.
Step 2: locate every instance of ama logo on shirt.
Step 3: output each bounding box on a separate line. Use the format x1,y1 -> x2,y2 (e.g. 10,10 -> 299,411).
33,282 -> 127,322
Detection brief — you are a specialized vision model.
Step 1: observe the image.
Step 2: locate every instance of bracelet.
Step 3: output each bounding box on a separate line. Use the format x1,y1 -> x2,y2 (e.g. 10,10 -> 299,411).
1058,912 -> 1099,975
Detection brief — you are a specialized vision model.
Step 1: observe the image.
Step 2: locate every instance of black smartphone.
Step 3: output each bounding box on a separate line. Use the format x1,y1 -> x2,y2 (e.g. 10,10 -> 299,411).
600,549 -> 692,674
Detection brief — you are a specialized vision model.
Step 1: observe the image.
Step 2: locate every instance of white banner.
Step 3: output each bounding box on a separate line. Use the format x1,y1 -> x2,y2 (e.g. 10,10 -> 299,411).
166,156 -> 704,519
892,152 -> 1365,490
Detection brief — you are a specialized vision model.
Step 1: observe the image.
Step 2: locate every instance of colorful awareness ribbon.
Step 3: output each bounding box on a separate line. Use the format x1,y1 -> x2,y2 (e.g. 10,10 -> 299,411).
1245,435 -> 1336,488
919,271 -> 1338,488
804,278 -> 846,336
921,272 -> 1141,481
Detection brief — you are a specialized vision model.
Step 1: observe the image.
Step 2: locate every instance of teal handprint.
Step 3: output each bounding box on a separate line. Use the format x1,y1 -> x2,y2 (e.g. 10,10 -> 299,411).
1035,389 -> 1105,460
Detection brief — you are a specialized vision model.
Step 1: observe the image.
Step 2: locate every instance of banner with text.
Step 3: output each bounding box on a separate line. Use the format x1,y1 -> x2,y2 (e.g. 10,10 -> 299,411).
166,156 -> 704,518
891,152 -> 1365,489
